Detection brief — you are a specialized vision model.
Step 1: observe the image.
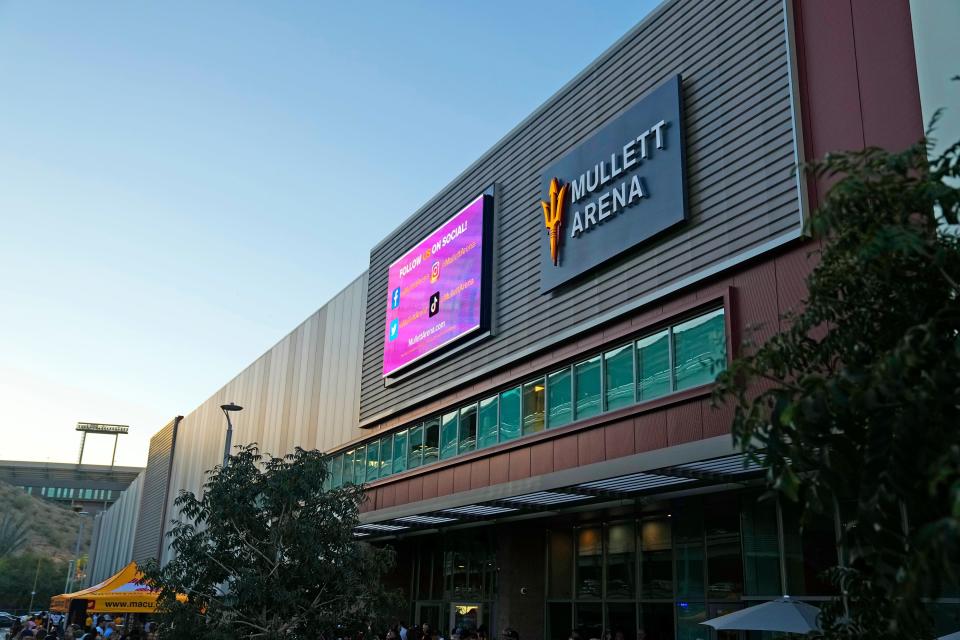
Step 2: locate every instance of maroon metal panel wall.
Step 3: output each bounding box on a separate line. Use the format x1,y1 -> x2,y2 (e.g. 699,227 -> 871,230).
793,0 -> 923,204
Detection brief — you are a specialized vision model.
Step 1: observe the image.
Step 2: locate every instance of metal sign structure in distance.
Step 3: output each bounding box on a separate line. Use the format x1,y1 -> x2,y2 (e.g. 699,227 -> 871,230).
76,423 -> 130,435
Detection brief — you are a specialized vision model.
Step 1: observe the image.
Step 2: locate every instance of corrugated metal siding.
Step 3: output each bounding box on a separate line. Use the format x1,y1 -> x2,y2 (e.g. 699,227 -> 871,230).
131,418 -> 178,565
359,0 -> 802,424
160,275 -> 368,564
86,472 -> 144,584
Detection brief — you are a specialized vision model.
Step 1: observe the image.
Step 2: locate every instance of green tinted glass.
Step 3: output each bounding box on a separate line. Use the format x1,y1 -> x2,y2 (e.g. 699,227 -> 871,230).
499,387 -> 521,442
477,395 -> 498,448
423,418 -> 440,465
352,446 -> 366,485
604,343 -> 635,411
440,410 -> 458,460
547,367 -> 572,428
408,424 -> 423,469
673,308 -> 727,391
458,403 -> 478,454
379,437 -> 393,478
522,378 -> 545,435
392,430 -> 408,474
575,356 -> 602,419
637,330 -> 671,400
331,454 -> 343,487
365,440 -> 380,482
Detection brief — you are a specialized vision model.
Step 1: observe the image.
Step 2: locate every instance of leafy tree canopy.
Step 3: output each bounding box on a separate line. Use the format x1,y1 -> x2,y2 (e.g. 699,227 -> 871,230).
716,131 -> 960,639
0,554 -> 69,612
142,445 -> 399,640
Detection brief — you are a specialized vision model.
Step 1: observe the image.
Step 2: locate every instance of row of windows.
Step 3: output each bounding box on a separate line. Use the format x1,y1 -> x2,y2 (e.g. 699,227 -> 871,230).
326,308 -> 727,489
544,492 -> 839,640
22,486 -> 115,501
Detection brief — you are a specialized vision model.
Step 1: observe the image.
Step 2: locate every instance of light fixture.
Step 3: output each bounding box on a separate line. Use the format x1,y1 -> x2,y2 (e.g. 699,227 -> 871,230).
220,402 -> 243,467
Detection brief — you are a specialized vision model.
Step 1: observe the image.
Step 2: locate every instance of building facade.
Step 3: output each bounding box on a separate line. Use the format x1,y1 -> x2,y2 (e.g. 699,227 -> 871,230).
0,460 -> 142,516
84,0 -> 955,636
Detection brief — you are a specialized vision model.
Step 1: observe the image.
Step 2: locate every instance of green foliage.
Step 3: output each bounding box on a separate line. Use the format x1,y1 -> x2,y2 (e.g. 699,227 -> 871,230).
716,135 -> 960,639
0,514 -> 29,558
142,444 -> 400,640
0,554 -> 69,611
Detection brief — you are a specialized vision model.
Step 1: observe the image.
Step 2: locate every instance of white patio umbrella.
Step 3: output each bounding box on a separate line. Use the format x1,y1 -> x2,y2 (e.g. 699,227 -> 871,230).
701,597 -> 821,634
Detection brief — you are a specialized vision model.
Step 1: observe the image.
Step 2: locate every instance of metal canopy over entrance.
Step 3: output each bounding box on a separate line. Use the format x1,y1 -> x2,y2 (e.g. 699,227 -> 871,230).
355,436 -> 765,540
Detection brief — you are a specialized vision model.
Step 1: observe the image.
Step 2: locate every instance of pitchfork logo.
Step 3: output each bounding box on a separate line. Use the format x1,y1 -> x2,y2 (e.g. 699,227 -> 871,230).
541,177 -> 568,266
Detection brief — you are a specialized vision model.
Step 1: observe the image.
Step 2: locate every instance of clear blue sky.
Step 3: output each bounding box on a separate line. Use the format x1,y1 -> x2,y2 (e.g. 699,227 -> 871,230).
0,0 -> 658,466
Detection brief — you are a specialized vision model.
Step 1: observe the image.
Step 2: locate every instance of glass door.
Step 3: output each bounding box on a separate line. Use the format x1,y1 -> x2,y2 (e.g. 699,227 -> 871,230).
450,603 -> 482,635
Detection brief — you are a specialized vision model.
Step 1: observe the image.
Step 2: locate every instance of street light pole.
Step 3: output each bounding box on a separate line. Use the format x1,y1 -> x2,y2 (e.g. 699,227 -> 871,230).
65,510 -> 88,593
28,556 -> 40,612
220,403 -> 243,467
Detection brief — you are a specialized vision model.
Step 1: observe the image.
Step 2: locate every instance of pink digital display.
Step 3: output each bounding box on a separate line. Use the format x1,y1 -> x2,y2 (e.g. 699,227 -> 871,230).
383,194 -> 490,377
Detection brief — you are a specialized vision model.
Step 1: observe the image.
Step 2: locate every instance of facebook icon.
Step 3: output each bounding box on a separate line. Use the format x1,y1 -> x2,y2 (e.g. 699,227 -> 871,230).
391,288 -> 401,309
389,318 -> 399,341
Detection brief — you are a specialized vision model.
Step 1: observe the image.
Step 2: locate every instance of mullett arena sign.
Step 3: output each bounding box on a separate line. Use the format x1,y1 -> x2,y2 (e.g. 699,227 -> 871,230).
539,74 -> 687,292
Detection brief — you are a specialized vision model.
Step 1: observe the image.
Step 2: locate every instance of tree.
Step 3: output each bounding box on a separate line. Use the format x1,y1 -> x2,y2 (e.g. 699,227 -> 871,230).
0,514 -> 29,557
716,128 -> 960,638
0,554 -> 69,611
142,445 -> 400,640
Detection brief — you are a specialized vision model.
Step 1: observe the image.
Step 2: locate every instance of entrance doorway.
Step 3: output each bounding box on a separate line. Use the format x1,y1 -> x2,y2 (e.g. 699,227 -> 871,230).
416,602 -> 443,633
450,603 -> 482,634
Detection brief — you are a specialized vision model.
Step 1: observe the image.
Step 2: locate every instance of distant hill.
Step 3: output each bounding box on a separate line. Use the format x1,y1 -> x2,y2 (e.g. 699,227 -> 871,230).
0,480 -> 90,562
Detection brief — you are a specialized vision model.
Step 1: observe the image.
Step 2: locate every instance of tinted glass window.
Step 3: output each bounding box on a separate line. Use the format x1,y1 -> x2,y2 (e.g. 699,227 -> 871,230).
705,496 -> 743,600
641,517 -> 673,599
522,378 -> 545,435
547,367 -> 573,428
637,329 -> 671,400
575,356 -> 602,420
547,603 -> 572,640
392,430 -> 408,474
607,603 -> 637,640
673,309 -> 726,391
499,386 -> 521,442
423,418 -> 440,465
330,454 -> 343,487
604,343 -> 635,411
379,437 -> 393,478
477,395 -> 498,448
675,498 -> 705,600
440,410 -> 458,460
342,450 -> 354,485
606,522 -> 636,599
576,527 -> 603,599
458,403 -> 478,454
742,493 -> 781,596
352,445 -> 366,484
365,440 -> 380,482
408,424 -> 423,470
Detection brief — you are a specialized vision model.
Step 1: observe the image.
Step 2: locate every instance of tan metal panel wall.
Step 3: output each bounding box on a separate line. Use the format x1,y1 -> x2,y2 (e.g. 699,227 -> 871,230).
87,472 -> 144,584
160,274 -> 367,564
132,418 -> 178,565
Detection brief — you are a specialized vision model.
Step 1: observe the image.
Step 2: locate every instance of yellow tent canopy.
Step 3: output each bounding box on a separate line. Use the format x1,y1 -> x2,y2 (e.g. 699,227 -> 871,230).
50,562 -> 186,614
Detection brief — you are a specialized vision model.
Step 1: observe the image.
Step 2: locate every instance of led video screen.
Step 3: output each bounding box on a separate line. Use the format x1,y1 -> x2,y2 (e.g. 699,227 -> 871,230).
382,194 -> 492,377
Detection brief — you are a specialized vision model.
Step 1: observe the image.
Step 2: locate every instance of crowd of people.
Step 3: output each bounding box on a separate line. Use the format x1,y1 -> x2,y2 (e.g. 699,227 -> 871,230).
3,613 -> 158,640
374,622 -> 519,640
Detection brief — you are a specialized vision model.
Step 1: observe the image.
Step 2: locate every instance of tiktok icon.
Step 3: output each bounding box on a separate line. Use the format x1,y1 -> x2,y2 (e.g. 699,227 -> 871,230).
429,291 -> 440,317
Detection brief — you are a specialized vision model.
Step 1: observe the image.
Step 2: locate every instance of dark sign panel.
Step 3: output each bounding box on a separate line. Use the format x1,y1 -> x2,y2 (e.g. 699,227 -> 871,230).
382,194 -> 494,377
539,74 -> 687,292
76,423 -> 130,434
